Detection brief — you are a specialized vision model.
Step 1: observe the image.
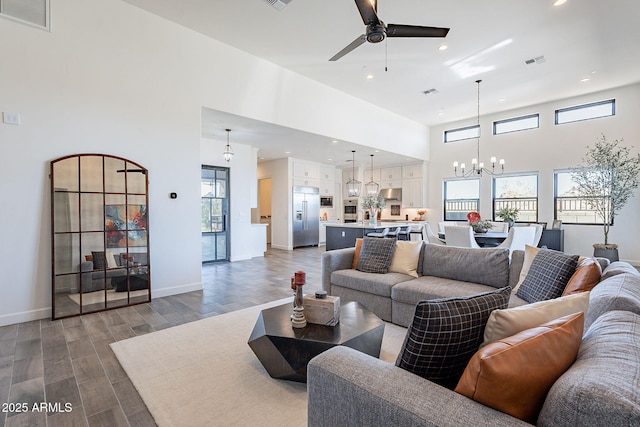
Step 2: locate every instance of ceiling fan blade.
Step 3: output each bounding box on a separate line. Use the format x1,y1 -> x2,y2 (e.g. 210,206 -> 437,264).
354,0 -> 381,26
386,24 -> 450,38
329,34 -> 367,61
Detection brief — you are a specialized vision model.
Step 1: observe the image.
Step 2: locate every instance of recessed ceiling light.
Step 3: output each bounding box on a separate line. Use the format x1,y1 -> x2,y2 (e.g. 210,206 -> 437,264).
580,77 -> 590,82
366,74 -> 374,79
498,98 -> 506,102
437,112 -> 445,116
285,151 -> 291,154
327,158 -> 333,161
553,0 -> 567,6
591,70 -> 598,74
331,140 -> 338,144
438,44 -> 448,51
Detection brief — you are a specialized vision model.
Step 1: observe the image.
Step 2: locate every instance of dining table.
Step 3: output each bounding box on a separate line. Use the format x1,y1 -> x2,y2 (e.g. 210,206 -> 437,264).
438,231 -> 508,247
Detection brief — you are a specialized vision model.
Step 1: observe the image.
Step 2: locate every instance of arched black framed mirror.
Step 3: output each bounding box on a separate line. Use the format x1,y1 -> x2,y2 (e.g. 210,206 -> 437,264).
51,154 -> 150,320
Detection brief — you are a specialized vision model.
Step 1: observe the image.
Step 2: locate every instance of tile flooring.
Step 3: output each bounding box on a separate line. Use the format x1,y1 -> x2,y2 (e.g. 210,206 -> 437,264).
0,246 -> 325,427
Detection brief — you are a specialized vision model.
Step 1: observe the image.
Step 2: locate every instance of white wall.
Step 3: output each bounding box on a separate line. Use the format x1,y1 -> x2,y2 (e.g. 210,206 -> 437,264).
0,0 -> 428,325
427,83 -> 640,265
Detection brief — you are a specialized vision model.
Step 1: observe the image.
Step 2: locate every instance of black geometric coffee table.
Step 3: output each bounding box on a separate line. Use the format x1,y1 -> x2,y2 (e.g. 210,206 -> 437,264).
248,301 -> 385,383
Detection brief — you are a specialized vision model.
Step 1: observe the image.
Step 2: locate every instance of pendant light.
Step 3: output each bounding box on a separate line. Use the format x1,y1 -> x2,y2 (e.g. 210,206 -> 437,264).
365,154 -> 380,195
222,128 -> 234,162
453,80 -> 505,177
346,150 -> 361,198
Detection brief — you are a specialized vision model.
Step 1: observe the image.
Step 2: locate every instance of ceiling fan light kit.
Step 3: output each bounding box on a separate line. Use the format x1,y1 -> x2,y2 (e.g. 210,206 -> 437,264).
329,0 -> 450,61
453,80 -> 505,178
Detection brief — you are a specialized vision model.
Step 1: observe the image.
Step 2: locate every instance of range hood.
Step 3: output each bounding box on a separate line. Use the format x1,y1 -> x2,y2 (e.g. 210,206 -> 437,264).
380,188 -> 402,201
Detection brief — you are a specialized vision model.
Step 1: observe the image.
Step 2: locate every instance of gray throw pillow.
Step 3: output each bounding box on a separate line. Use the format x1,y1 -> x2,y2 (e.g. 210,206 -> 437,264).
516,249 -> 579,303
355,237 -> 397,274
91,251 -> 107,270
395,286 -> 511,389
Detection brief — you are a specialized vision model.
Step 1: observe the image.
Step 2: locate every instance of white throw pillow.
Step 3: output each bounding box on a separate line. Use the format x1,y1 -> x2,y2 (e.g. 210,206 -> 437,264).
482,291 -> 589,347
389,240 -> 423,278
106,252 -> 118,269
514,244 -> 541,292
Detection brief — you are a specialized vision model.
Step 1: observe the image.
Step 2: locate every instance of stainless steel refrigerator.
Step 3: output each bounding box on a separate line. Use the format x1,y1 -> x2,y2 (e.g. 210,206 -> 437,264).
293,186 -> 320,248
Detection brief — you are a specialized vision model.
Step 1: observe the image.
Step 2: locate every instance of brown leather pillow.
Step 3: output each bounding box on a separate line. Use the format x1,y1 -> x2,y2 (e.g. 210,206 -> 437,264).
351,238 -> 363,269
562,257 -> 602,296
454,312 -> 584,423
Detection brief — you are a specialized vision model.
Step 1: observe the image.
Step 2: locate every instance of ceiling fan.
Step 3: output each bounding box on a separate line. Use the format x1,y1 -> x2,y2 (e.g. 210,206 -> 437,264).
329,0 -> 450,61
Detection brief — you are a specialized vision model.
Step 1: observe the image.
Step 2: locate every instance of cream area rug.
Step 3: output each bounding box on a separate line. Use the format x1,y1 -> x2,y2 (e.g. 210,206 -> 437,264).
110,298 -> 407,427
68,289 -> 148,305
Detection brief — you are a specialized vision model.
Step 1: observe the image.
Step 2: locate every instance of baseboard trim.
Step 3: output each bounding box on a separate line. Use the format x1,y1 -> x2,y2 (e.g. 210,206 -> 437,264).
152,281 -> 203,298
0,307 -> 51,327
270,244 -> 292,251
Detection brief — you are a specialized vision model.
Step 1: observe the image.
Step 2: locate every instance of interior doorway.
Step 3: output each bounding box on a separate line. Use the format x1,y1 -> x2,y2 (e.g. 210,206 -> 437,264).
201,166 -> 230,262
258,178 -> 272,244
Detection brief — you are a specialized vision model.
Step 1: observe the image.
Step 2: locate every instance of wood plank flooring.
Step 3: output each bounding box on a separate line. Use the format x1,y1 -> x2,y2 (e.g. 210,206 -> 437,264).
0,246 -> 325,427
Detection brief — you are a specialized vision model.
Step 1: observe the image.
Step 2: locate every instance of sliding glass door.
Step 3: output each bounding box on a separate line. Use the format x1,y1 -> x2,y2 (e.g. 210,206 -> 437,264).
201,166 -> 229,262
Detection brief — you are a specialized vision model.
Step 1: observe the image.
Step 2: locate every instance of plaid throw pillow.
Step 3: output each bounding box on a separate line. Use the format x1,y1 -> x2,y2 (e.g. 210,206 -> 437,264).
396,286 -> 511,389
355,237 -> 397,274
516,249 -> 579,303
91,251 -> 107,270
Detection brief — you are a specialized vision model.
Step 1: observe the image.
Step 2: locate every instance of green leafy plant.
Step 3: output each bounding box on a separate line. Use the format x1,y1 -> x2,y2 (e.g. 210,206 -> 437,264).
571,134 -> 640,246
496,207 -> 519,222
361,194 -> 386,211
470,220 -> 493,233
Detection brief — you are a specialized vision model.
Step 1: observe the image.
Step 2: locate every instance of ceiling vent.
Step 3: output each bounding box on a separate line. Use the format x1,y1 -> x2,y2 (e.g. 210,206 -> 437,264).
423,88 -> 439,95
263,0 -> 294,11
524,56 -> 546,66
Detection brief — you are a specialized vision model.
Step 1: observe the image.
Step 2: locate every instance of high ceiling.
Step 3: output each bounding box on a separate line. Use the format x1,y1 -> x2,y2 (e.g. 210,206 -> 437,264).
123,0 -> 640,167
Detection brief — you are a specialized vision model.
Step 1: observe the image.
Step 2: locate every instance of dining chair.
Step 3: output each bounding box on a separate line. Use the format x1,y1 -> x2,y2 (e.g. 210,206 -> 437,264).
489,221 -> 509,233
529,223 -> 544,247
424,223 -> 445,245
497,226 -> 537,256
444,225 -> 481,248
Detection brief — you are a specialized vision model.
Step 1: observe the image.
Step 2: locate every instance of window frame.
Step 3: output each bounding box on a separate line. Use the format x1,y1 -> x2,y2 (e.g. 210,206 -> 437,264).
0,0 -> 50,31
443,124 -> 480,143
553,170 -> 610,226
555,99 -> 615,125
443,179 -> 480,221
493,113 -> 539,135
492,173 -> 539,223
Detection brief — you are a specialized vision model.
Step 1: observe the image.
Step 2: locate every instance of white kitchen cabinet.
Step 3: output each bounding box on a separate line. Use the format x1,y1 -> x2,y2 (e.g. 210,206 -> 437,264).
402,178 -> 424,208
293,161 -> 320,180
319,165 -> 334,180
319,223 -> 327,245
402,163 -> 423,179
293,177 -> 319,188
363,168 -> 381,183
380,178 -> 402,189
380,166 -> 402,181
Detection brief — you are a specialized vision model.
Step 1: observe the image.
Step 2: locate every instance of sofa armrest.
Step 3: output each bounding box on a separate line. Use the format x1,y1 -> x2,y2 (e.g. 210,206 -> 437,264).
509,250 -> 524,287
320,248 -> 355,294
308,346 -> 529,427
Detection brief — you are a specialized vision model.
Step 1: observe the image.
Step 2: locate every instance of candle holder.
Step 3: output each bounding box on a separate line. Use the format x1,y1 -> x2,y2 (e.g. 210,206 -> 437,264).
290,271 -> 307,328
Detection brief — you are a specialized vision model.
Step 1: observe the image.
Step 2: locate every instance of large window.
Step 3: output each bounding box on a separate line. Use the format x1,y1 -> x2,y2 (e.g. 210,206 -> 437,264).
554,171 -> 608,225
493,174 -> 538,222
444,179 -> 479,221
1,0 -> 49,30
555,99 -> 615,125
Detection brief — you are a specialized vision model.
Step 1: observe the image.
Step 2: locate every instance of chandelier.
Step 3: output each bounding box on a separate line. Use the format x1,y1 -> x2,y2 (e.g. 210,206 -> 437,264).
453,80 -> 505,177
365,154 -> 379,195
222,128 -> 234,162
346,150 -> 362,197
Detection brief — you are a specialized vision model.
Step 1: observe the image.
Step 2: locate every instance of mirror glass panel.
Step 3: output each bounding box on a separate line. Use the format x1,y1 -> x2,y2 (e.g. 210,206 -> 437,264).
51,154 -> 150,320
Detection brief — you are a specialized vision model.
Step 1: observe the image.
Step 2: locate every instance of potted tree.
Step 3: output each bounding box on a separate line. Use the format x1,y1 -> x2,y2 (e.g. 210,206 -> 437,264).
496,207 -> 519,229
571,134 -> 640,262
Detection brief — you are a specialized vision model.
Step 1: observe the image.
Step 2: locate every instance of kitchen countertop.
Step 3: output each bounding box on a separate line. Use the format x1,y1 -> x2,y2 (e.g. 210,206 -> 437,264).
325,222 -> 422,229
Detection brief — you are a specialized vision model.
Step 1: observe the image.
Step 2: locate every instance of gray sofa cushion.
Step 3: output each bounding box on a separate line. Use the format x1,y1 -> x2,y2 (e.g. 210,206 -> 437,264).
392,276 -> 503,305
356,237 -> 396,274
395,286 -> 511,389
538,310 -> 640,426
331,269 -> 413,298
516,249 -> 578,303
600,261 -> 640,281
585,272 -> 640,330
421,245 -> 510,289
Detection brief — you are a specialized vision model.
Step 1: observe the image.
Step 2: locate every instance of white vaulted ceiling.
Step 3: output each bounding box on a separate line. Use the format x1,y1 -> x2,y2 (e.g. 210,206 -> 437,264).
123,0 -> 640,166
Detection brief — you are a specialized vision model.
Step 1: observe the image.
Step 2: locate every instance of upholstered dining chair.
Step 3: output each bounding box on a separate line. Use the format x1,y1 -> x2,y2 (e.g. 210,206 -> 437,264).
366,227 -> 390,238
424,223 -> 445,245
497,226 -> 537,256
489,221 -> 510,233
444,225 -> 481,248
529,223 -> 544,247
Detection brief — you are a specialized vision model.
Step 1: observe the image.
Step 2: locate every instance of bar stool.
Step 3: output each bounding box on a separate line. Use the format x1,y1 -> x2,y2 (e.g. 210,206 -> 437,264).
409,224 -> 424,241
397,225 -> 413,240
386,227 -> 400,239
366,227 -> 390,238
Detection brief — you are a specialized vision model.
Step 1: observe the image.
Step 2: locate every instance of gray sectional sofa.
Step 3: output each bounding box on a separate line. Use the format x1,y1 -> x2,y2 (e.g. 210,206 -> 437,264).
321,243 -> 529,327
310,247 -> 640,426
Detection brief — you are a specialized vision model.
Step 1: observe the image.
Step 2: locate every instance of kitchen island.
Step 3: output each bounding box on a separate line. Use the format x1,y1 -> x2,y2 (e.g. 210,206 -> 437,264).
325,222 -> 422,251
